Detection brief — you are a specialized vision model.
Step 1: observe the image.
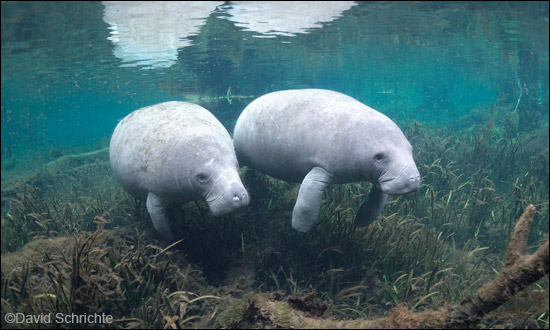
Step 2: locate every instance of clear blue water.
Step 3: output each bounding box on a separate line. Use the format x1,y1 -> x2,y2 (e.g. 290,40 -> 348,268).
1,3 -> 549,326
2,1 -> 548,162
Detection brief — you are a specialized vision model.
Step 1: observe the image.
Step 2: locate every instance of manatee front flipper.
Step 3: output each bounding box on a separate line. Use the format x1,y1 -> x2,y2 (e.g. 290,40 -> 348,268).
292,167 -> 334,232
355,185 -> 389,227
146,192 -> 175,241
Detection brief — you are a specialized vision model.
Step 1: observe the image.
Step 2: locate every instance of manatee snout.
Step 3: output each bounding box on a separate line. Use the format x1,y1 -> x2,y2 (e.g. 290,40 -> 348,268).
208,179 -> 249,216
408,173 -> 421,189
229,181 -> 249,209
380,163 -> 421,195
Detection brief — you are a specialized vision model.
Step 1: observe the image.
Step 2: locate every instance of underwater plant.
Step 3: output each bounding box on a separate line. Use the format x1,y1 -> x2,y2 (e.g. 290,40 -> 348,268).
219,205 -> 549,329
1,105 -> 548,328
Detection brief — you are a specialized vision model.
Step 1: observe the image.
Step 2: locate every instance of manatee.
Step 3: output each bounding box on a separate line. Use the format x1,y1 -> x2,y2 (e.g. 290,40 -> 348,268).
110,101 -> 249,240
233,89 -> 420,232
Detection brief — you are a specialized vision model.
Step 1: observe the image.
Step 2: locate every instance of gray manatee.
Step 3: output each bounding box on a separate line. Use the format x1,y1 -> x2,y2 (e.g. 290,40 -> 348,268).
110,101 -> 249,240
233,89 -> 420,232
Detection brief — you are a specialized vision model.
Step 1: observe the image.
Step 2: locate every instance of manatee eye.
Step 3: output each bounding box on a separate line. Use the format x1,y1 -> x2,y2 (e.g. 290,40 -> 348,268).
374,153 -> 386,161
196,173 -> 208,183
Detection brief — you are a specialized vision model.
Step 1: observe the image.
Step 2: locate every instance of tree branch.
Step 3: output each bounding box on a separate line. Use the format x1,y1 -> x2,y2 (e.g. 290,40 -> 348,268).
240,204 -> 549,329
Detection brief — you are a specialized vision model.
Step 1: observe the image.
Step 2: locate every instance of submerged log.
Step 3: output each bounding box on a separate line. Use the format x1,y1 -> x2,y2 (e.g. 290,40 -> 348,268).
242,204 -> 549,329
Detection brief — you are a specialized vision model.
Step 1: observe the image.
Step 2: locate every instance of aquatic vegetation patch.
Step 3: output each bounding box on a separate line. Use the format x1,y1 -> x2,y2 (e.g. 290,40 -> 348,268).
1,217 -> 216,329
0,110 -> 548,328
246,119 -> 549,324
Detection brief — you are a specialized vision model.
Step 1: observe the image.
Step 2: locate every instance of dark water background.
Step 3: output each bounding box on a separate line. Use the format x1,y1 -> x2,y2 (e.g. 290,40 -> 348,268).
1,2 -> 549,328
2,1 -> 548,160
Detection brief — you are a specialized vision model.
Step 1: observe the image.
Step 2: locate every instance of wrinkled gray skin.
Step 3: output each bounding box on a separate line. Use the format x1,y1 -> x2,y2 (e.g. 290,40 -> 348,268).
110,101 -> 249,240
233,89 -> 420,232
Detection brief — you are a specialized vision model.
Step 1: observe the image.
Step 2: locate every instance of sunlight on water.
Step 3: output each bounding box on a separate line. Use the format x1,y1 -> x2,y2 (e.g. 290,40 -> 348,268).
221,1 -> 357,37
102,1 -> 223,69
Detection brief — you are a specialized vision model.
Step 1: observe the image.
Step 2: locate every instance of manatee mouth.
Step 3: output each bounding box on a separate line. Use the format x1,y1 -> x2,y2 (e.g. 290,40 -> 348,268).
378,163 -> 420,195
205,187 -> 224,204
378,177 -> 394,184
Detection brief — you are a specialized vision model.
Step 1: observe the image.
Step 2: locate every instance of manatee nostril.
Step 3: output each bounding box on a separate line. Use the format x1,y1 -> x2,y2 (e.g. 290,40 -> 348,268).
409,175 -> 420,185
233,195 -> 240,203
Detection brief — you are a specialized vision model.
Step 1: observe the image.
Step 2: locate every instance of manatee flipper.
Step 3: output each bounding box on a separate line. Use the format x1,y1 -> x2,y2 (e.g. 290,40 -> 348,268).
355,185 -> 389,226
146,192 -> 175,241
292,167 -> 334,232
